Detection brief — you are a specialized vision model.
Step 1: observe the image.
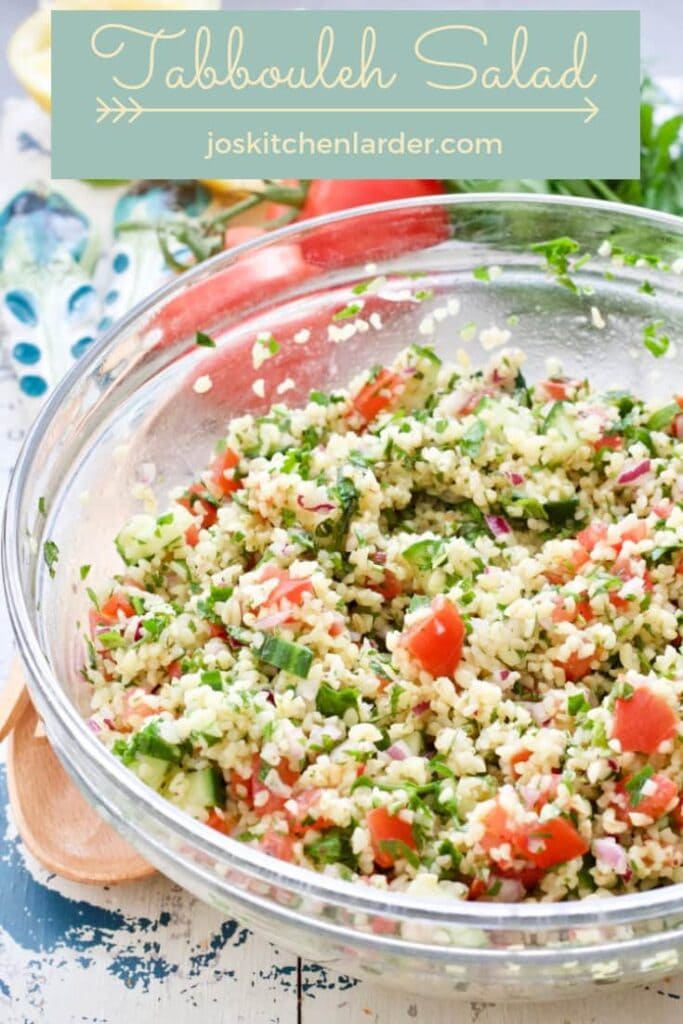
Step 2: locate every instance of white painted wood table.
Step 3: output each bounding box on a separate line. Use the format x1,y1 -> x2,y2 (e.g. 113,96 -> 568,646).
1,360 -> 683,1024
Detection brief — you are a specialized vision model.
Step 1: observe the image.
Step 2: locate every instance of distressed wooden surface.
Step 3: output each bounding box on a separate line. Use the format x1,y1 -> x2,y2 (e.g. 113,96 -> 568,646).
2,360 -> 683,1024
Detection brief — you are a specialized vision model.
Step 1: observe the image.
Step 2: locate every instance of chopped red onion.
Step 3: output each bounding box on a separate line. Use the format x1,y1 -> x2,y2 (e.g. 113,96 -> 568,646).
488,877 -> 526,902
255,608 -> 292,630
371,551 -> 387,565
103,718 -> 115,731
387,741 -> 410,761
520,785 -> 541,809
401,366 -> 418,378
412,701 -> 430,715
485,514 -> 511,538
617,459 -> 651,485
86,717 -> 101,734
507,472 -> 525,486
594,837 -> 628,875
296,495 -> 335,514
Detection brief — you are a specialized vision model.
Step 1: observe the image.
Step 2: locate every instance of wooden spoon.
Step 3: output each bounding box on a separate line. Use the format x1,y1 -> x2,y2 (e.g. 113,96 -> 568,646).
0,659 -> 31,743
5,669 -> 155,885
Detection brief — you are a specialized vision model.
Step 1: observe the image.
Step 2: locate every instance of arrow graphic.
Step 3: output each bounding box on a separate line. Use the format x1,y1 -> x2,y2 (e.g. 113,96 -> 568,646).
95,95 -> 599,125
96,96 -> 143,125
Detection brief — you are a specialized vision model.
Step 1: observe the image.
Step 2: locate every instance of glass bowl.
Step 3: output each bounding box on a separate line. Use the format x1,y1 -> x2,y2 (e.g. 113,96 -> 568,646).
4,195 -> 683,1002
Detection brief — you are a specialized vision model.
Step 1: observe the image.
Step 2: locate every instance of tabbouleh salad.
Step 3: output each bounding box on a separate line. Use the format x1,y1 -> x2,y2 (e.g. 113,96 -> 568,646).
83,342 -> 683,903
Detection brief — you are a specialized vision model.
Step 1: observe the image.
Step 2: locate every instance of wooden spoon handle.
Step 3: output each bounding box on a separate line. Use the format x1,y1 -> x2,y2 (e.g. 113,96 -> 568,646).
0,659 -> 31,743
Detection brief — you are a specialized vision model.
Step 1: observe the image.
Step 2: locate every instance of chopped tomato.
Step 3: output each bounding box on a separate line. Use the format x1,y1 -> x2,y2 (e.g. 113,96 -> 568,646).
673,799 -> 683,830
480,802 -> 517,864
287,789 -> 333,835
231,754 -> 300,816
167,660 -> 182,679
653,500 -> 672,519
593,434 -> 623,452
551,596 -> 594,624
258,566 -> 314,611
554,649 -> 598,682
208,622 -> 227,640
328,617 -> 344,638
370,570 -> 402,601
259,830 -> 295,862
616,773 -> 678,822
184,523 -> 201,548
467,878 -> 488,901
518,817 -> 588,869
577,521 -> 608,553
672,413 -> 683,441
613,688 -> 678,753
118,688 -> 159,730
349,368 -> 404,426
456,387 -> 496,417
402,595 -> 465,679
509,748 -> 532,776
366,806 -> 417,868
89,592 -> 136,635
206,446 -> 241,499
538,379 -> 579,401
177,483 -> 218,529
619,521 -> 649,545
609,554 -> 653,612
544,544 -> 589,585
206,809 -> 231,835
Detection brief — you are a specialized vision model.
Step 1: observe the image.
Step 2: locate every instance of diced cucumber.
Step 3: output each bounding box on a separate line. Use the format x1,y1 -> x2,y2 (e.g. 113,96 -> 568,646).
541,401 -> 580,464
185,766 -> 226,808
115,506 -> 194,564
402,732 -> 425,756
132,755 -> 169,790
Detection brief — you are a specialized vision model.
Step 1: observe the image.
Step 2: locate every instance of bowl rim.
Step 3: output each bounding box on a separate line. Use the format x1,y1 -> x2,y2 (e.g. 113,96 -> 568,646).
5,191 -> 683,935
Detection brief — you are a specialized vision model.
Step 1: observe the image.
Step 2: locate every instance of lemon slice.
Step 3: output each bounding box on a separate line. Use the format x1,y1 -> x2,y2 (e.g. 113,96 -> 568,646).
8,2 -> 220,112
8,10 -> 51,111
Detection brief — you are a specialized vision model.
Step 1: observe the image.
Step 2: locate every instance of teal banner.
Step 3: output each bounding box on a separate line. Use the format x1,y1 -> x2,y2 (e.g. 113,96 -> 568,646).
51,10 -> 640,180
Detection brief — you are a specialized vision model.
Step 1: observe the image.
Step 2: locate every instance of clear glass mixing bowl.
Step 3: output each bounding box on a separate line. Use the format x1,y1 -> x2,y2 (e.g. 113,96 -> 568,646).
4,195 -> 683,1001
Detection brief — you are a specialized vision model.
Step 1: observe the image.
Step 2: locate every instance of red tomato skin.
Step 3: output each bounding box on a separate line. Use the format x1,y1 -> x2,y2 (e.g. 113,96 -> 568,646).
258,566 -> 314,611
544,544 -> 589,585
551,597 -> 594,624
178,483 -> 218,529
371,570 -> 402,601
349,368 -> 404,426
402,596 -> 465,678
287,789 -> 333,835
206,809 -> 230,835
300,180 -> 448,268
90,593 -> 136,635
577,522 -> 608,553
366,807 -> 417,868
167,660 -> 182,679
184,523 -> 200,548
613,688 -> 678,753
593,434 -> 623,452
518,818 -> 588,869
615,773 -> 678,822
232,755 -> 300,816
207,446 -> 241,499
260,830 -> 295,862
554,650 -> 598,682
673,799 -> 683,830
539,379 -> 575,401
150,237 -> 314,345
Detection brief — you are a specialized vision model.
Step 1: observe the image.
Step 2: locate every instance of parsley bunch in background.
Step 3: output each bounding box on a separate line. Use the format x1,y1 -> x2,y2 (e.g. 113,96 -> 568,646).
446,80 -> 683,217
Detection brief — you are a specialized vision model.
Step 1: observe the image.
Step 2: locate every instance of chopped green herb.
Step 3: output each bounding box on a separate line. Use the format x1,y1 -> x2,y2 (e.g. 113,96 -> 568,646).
196,331 -> 216,348
43,540 -> 60,578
